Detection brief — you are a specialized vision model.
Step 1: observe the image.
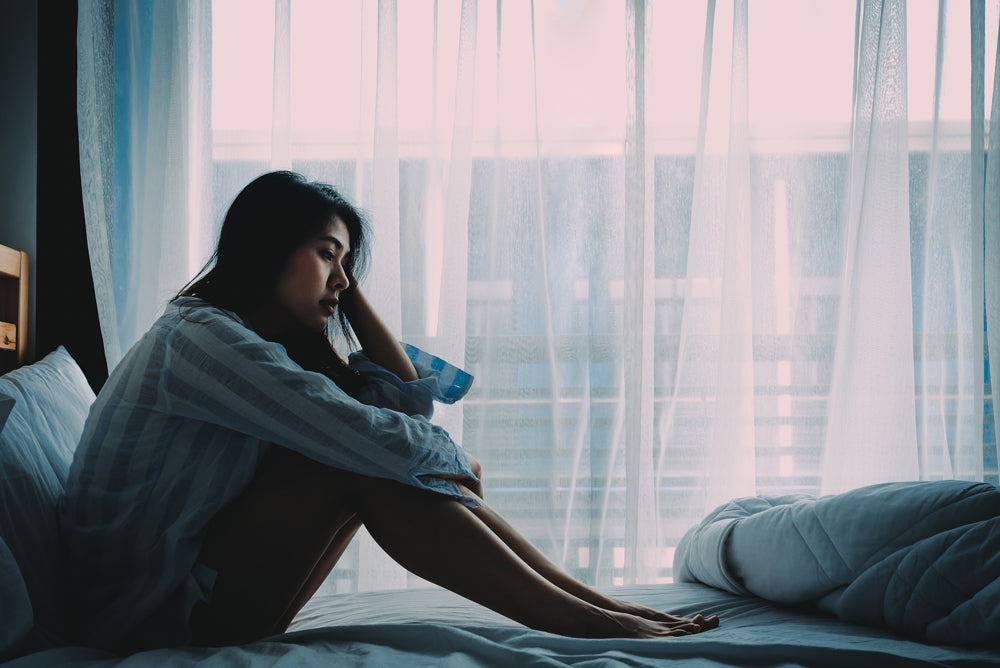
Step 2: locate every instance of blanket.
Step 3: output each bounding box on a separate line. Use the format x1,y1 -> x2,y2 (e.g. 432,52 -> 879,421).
674,480 -> 1000,647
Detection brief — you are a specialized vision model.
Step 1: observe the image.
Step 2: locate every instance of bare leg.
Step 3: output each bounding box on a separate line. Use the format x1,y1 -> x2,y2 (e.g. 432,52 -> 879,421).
457,483 -> 718,630
191,451 -> 362,645
273,514 -> 362,632
352,475 -> 705,638
190,450 -> 712,645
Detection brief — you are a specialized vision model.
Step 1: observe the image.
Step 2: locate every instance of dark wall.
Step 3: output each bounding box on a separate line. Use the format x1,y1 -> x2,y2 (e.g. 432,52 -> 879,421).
0,2 -> 107,391
37,1 -> 108,391
0,2 -> 38,361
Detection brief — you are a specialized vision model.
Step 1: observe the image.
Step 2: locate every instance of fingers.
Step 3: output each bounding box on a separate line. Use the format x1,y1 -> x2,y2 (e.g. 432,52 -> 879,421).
466,453 -> 482,479
463,454 -> 484,499
453,479 -> 483,501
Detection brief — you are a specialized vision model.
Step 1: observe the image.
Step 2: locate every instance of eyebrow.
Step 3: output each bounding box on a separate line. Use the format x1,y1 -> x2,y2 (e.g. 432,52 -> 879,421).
318,235 -> 350,254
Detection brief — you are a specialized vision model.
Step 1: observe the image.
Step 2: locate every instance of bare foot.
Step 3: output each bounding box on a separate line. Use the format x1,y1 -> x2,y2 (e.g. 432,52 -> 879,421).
615,600 -> 720,631
581,592 -> 720,632
582,607 -> 716,639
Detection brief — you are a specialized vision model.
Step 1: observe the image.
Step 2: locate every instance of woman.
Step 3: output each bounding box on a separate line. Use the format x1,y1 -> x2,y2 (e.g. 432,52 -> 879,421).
60,171 -> 718,653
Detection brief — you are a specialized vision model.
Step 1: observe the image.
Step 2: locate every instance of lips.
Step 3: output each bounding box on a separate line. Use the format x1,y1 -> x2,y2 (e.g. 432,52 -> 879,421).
321,299 -> 338,316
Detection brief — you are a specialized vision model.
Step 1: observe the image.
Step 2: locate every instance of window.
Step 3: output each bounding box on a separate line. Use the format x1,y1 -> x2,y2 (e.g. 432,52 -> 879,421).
208,0 -> 998,589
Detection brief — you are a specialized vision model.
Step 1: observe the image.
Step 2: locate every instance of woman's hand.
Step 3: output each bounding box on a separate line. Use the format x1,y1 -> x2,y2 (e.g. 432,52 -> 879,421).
465,454 -> 484,499
339,264 -> 359,303
338,279 -> 418,382
438,453 -> 484,500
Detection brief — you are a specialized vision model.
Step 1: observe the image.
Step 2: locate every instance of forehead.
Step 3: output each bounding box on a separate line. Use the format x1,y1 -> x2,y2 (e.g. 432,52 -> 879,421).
316,217 -> 351,252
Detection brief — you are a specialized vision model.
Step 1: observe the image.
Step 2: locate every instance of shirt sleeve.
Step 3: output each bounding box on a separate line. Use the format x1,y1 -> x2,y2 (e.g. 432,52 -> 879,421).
158,306 -> 479,505
349,344 -> 474,419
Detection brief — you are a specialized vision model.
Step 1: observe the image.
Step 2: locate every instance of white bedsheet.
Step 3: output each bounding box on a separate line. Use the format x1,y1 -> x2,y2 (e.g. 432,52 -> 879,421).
6,583 -> 999,667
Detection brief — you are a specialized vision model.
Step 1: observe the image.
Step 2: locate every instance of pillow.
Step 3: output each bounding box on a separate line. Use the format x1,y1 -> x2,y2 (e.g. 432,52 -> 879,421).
0,346 -> 96,654
0,536 -> 33,661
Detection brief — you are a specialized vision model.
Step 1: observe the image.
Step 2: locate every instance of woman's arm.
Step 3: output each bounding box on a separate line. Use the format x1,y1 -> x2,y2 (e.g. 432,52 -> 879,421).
164,305 -> 477,503
340,286 -> 418,382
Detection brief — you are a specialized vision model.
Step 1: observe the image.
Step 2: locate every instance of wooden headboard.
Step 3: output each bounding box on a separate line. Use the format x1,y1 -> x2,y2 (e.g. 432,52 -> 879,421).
0,243 -> 29,374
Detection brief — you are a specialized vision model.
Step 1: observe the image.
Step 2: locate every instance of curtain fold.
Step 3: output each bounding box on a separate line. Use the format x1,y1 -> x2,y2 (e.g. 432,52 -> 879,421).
623,0 -> 656,585
822,0 -> 918,494
79,0 -> 212,372
988,11 -> 1000,477
703,0 -> 756,513
78,0 -> 999,593
77,0 -> 118,369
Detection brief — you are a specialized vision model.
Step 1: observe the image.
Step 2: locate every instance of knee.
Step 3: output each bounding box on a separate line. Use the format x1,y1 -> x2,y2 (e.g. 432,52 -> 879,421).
467,453 -> 482,480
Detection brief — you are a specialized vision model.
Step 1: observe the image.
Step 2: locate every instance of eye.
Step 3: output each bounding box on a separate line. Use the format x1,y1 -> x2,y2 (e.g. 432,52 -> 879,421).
319,249 -> 335,262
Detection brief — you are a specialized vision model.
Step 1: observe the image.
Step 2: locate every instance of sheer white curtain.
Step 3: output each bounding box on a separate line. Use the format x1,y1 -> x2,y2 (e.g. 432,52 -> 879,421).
78,0 -> 212,366
78,0 -> 1000,592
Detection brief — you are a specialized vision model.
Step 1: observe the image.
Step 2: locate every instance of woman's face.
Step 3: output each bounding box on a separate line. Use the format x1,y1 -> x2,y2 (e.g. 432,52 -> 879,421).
262,217 -> 352,336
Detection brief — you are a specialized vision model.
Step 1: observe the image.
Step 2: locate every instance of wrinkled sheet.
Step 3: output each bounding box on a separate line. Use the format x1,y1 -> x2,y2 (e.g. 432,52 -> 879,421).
675,480 -> 1000,647
6,583 -> 999,667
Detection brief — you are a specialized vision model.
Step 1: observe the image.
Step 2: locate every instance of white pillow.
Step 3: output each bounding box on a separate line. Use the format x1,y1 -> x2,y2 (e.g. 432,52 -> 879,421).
0,347 -> 96,654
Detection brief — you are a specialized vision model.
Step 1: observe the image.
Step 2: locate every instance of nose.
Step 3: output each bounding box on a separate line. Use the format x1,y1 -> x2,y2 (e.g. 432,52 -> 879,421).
329,262 -> 350,292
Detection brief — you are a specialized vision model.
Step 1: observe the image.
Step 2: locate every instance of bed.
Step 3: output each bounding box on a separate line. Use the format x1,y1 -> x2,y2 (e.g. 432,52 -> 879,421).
0,244 -> 998,667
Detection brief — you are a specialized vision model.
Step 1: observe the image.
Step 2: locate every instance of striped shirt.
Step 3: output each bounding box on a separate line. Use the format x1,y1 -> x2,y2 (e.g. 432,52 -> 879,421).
59,297 -> 475,652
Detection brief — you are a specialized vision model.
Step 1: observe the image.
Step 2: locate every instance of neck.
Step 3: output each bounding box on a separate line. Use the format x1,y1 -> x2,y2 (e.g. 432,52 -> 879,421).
247,302 -> 302,341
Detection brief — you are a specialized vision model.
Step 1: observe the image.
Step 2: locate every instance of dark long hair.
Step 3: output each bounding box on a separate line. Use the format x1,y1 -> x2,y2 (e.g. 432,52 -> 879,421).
176,171 -> 372,394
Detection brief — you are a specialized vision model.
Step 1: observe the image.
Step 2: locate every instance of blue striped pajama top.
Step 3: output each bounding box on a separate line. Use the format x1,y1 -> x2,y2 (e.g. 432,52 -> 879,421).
59,296 -> 476,652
